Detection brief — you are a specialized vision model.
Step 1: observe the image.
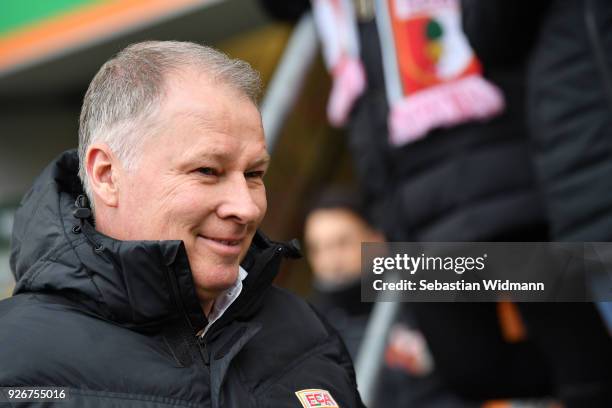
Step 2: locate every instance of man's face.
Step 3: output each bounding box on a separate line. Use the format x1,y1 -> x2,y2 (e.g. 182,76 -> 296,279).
115,68 -> 268,303
305,208 -> 381,285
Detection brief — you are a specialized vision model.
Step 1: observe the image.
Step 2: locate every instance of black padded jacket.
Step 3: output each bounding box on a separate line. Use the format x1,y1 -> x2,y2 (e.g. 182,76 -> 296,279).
462,0 -> 612,241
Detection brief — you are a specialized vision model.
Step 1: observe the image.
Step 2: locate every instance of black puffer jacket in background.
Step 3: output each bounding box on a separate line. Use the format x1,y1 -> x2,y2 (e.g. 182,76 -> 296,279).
462,0 -> 612,241
528,0 -> 612,241
0,150 -> 364,408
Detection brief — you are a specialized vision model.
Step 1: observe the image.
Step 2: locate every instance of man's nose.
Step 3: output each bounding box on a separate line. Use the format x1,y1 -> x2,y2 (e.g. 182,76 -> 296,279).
216,174 -> 263,224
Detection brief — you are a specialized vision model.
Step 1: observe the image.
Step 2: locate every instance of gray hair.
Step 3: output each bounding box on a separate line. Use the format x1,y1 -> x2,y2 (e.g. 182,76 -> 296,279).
78,40 -> 262,207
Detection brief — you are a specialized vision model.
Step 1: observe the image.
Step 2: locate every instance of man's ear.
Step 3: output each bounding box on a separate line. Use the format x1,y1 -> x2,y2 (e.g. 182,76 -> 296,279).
86,144 -> 120,208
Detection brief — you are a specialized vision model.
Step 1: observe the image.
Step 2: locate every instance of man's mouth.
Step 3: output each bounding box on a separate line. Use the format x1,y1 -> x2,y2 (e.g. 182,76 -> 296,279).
198,235 -> 244,255
205,237 -> 241,246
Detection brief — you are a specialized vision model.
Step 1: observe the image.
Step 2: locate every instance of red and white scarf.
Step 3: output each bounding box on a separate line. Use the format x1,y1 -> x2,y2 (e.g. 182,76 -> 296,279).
312,0 -> 505,146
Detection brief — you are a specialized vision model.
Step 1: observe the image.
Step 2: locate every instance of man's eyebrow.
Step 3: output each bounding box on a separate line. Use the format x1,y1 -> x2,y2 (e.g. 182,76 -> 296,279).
183,152 -> 271,168
250,154 -> 271,168
183,151 -> 222,164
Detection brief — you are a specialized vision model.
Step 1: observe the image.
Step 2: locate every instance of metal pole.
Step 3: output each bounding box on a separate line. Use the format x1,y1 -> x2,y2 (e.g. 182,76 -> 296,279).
260,12 -> 318,151
355,295 -> 401,407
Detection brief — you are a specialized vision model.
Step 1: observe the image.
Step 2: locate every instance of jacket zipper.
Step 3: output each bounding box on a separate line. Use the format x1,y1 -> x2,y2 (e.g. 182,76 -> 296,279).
166,263 -> 212,366
196,336 -> 210,365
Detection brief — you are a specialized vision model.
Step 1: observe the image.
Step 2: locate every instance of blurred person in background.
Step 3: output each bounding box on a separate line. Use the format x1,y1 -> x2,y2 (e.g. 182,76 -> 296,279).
302,0 -> 612,406
0,41 -> 364,408
304,187 -> 480,407
304,188 -> 383,358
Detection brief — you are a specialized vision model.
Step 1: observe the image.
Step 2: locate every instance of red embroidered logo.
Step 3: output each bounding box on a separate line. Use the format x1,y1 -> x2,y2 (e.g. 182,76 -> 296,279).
295,389 -> 339,408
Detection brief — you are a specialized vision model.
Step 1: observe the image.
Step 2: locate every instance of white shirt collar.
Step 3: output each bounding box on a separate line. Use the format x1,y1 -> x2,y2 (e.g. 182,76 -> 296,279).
198,266 -> 248,338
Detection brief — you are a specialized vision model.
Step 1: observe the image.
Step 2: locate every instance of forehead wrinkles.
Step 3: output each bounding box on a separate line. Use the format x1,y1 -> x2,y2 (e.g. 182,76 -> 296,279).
163,98 -> 262,135
163,68 -> 257,117
166,115 -> 267,166
173,110 -> 220,132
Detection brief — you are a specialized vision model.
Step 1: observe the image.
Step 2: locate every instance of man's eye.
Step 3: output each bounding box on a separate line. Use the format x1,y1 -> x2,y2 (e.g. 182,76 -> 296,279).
245,171 -> 265,179
198,167 -> 216,176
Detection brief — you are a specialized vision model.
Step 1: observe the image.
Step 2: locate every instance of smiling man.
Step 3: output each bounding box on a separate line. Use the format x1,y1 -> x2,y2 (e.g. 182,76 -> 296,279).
0,41 -> 363,408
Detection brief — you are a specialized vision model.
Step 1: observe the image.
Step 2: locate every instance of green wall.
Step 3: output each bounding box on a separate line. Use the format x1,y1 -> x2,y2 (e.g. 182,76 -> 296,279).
0,0 -> 104,36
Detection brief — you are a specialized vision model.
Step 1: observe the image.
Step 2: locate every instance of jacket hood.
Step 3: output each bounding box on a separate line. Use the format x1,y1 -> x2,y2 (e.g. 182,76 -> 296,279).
9,150 -> 298,333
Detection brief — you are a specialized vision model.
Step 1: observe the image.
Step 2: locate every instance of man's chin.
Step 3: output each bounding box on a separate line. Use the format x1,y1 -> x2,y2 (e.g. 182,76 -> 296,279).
192,263 -> 239,291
